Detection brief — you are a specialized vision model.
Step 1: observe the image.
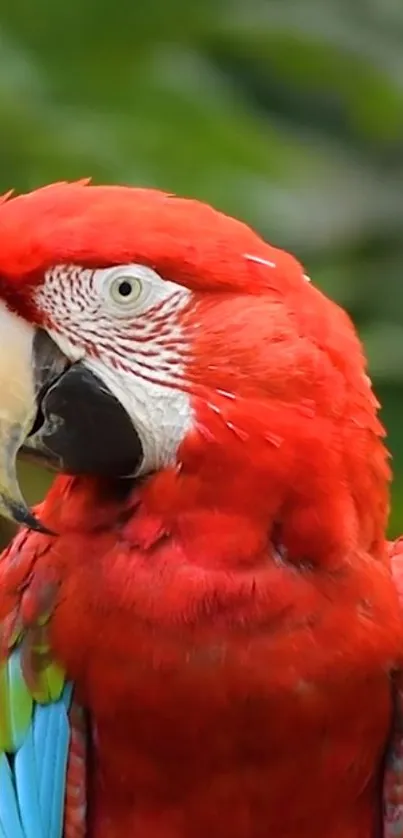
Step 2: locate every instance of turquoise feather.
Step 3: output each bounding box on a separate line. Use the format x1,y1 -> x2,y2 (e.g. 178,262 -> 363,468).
0,755 -> 25,838
0,646 -> 73,838
13,725 -> 43,837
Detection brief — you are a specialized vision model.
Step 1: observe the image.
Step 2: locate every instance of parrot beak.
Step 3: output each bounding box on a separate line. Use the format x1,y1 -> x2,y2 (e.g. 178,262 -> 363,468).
0,301 -> 68,532
0,300 -> 143,531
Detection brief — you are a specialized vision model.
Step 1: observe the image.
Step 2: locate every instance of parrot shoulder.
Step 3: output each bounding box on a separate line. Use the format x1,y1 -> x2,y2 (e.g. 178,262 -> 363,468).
0,523 -> 87,838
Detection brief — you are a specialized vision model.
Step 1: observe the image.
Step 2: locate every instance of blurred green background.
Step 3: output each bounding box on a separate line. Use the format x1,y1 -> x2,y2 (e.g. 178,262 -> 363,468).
0,0 -> 403,546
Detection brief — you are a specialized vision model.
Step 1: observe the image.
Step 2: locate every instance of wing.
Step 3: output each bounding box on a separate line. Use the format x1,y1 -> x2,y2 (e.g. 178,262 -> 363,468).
383,538 -> 403,837
0,525 -> 87,838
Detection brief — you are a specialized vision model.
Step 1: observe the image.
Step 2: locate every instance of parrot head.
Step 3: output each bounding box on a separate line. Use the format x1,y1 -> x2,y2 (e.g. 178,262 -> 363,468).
0,181 -> 388,566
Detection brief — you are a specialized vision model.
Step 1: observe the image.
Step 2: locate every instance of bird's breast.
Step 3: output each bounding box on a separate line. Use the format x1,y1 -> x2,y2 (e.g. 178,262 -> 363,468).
74,610 -> 395,838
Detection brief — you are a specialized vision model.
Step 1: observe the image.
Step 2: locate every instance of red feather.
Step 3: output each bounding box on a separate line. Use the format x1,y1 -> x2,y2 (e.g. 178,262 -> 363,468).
0,184 -> 400,836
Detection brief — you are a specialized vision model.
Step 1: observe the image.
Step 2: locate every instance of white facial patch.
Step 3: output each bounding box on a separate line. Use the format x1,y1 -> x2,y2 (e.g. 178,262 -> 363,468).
35,264 -> 194,475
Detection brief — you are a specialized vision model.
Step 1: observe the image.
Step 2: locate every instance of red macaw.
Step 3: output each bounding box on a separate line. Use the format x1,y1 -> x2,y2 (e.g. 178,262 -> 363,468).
0,181 -> 402,838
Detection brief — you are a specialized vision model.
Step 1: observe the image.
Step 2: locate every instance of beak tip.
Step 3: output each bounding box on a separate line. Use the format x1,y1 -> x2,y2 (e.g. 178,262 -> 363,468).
1,496 -> 56,536
26,514 -> 56,537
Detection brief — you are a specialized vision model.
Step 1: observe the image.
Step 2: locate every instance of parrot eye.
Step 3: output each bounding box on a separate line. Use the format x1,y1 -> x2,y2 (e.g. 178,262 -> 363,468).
108,274 -> 143,307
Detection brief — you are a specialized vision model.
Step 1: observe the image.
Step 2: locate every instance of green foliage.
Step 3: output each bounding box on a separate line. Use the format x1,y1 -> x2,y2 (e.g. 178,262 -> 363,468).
0,0 -> 403,543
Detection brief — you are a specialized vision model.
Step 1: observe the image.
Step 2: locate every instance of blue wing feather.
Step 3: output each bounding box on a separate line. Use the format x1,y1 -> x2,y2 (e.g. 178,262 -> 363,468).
0,754 -> 25,838
34,694 -> 71,838
34,702 -> 51,833
14,725 -> 44,838
0,647 -> 73,838
49,687 -> 73,838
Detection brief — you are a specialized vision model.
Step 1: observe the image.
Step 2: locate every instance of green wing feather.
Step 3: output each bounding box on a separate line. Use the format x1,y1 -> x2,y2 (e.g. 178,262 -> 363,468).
0,608 -> 65,751
0,605 -> 79,838
0,650 -> 33,752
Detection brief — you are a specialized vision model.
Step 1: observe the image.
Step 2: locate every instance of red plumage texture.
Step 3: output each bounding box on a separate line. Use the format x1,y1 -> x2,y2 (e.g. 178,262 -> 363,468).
0,181 -> 402,836
64,700 -> 87,838
0,181 -> 308,310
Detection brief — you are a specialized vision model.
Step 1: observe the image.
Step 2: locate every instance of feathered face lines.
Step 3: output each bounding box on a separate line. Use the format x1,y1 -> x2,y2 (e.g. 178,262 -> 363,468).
35,263 -> 194,392
0,181 -> 390,562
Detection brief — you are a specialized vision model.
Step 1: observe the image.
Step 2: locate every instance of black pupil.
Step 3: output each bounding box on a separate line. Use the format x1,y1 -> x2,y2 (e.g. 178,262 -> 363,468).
118,280 -> 133,297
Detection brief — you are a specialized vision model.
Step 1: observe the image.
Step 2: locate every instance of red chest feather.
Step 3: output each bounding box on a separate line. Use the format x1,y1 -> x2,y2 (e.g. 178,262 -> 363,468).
1,479 -> 400,838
